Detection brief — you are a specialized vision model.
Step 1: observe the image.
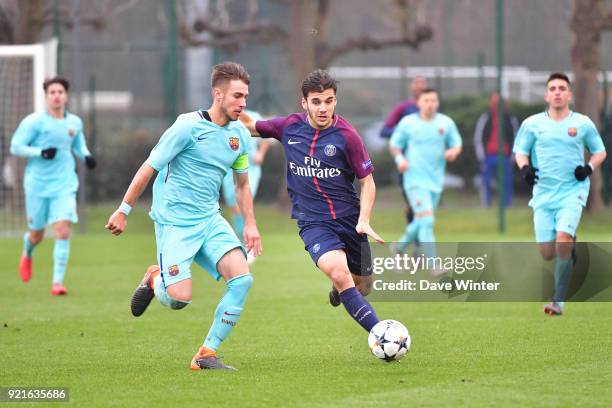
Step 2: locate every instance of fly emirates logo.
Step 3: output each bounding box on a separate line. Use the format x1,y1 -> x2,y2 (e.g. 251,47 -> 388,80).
289,157 -> 341,178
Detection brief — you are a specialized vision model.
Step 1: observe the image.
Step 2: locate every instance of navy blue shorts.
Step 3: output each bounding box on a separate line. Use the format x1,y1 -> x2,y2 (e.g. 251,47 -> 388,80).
298,214 -> 372,276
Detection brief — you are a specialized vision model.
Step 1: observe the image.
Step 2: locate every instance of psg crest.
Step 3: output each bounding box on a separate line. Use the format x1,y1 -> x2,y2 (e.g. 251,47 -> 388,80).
229,136 -> 240,151
568,127 -> 577,137
324,144 -> 336,156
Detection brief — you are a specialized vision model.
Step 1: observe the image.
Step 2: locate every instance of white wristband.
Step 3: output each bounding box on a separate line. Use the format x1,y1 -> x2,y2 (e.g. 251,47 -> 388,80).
588,163 -> 594,171
394,154 -> 405,165
118,201 -> 132,216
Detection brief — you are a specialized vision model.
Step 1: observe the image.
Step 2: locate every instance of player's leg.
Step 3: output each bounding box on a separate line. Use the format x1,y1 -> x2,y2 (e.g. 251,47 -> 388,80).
317,249 -> 379,332
396,187 -> 426,253
342,214 -> 374,297
534,207 -> 564,314
546,206 -> 583,315
191,213 -> 252,370
482,154 -> 496,207
20,194 -> 48,282
130,223 -> 198,316
48,193 -> 78,295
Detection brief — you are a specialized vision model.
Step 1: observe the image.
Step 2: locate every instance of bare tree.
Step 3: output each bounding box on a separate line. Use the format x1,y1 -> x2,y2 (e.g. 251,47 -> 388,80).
571,0 -> 612,211
0,0 -> 142,44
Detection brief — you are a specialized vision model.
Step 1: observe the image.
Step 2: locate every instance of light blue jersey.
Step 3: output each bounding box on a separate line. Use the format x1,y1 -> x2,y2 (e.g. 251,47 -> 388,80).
390,112 -> 462,193
146,110 -> 252,226
514,111 -> 605,210
10,111 -> 90,197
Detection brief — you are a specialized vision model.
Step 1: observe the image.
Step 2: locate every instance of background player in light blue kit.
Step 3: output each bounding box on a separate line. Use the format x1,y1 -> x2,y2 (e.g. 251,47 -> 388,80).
221,109 -> 271,263
105,62 -> 262,370
10,76 -> 97,295
514,72 -> 606,316
389,88 -> 462,269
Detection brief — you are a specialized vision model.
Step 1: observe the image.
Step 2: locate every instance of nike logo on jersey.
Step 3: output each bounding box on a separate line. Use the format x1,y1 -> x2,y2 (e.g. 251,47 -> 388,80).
288,139 -> 301,145
197,136 -> 207,141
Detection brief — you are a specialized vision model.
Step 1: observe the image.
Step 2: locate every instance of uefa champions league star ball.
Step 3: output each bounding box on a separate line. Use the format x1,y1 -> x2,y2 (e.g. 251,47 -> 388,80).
368,320 -> 411,362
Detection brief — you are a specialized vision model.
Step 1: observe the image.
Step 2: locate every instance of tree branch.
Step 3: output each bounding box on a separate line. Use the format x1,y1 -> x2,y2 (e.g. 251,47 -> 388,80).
317,25 -> 433,68
602,9 -> 612,30
179,19 -> 285,50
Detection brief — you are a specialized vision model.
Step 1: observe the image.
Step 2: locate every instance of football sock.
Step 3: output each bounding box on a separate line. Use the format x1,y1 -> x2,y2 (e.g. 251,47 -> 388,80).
52,239 -> 70,284
397,220 -> 420,252
203,273 -> 253,351
417,215 -> 436,258
232,213 -> 245,243
153,274 -> 190,310
553,257 -> 572,305
339,286 -> 379,332
23,232 -> 37,258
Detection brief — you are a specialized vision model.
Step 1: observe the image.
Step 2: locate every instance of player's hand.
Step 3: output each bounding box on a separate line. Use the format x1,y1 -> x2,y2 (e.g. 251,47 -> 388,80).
41,147 -> 57,160
396,159 -> 408,174
253,150 -> 265,165
85,156 -> 97,170
519,165 -> 538,186
574,164 -> 593,181
105,211 -> 127,236
356,220 -> 385,243
243,223 -> 262,257
444,149 -> 459,162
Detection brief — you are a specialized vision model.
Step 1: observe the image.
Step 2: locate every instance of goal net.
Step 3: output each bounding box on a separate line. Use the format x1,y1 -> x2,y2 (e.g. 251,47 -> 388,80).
0,38 -> 57,236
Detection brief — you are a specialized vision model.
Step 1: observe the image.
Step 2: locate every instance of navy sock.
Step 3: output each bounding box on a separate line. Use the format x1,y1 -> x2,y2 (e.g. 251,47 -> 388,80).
339,287 -> 379,332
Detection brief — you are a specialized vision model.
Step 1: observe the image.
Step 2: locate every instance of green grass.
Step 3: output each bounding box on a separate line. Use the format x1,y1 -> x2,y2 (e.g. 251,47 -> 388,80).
1,202 -> 611,407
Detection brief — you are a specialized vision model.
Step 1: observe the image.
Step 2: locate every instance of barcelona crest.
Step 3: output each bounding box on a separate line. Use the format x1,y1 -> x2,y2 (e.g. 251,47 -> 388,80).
438,127 -> 445,136
229,136 -> 240,151
168,264 -> 180,276
568,127 -> 577,137
69,128 -> 76,137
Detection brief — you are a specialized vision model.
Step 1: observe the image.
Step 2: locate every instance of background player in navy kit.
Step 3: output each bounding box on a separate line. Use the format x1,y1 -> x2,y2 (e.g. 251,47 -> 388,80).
241,69 -> 384,334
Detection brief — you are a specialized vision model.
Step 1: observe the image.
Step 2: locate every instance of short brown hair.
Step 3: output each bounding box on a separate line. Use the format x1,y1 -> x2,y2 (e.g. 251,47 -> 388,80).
43,76 -> 70,93
546,72 -> 571,86
210,62 -> 250,88
301,69 -> 338,98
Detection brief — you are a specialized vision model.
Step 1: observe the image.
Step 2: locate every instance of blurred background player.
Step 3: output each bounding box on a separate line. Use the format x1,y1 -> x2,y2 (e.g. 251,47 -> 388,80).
380,76 -> 429,230
241,69 -> 384,334
389,88 -> 462,270
221,109 -> 271,263
10,76 -> 97,295
514,72 -> 606,316
474,92 -> 518,207
105,62 -> 261,370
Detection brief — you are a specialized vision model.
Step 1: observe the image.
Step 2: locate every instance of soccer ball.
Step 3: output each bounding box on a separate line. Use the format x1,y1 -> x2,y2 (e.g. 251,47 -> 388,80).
368,320 -> 411,362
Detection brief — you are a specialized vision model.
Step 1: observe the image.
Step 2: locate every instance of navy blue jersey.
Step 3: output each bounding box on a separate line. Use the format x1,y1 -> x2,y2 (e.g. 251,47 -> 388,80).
256,113 -> 374,221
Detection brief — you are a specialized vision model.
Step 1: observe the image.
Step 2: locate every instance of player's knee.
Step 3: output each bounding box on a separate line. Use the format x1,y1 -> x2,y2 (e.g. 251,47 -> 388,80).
29,231 -> 44,245
329,266 -> 351,287
54,225 -> 71,240
539,248 -> 555,261
420,215 -> 435,228
227,273 -> 253,296
166,285 -> 192,303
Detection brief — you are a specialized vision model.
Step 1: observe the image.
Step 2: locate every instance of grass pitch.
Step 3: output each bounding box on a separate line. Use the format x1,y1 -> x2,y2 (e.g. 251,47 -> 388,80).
1,200 -> 611,407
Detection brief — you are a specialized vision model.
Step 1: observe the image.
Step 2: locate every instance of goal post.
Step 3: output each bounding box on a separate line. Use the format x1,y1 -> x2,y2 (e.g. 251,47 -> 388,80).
0,38 -> 58,236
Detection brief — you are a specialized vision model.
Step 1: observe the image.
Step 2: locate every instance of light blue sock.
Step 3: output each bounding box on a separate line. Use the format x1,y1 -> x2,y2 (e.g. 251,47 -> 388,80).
417,215 -> 436,258
203,273 -> 253,351
397,220 -> 420,253
23,232 -> 37,258
52,239 -> 70,284
153,274 -> 190,310
232,213 -> 245,243
553,257 -> 572,306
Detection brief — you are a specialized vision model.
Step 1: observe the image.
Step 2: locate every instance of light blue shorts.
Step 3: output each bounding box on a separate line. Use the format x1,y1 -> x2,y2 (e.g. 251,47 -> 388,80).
154,212 -> 246,288
25,193 -> 78,230
533,205 -> 583,242
405,187 -> 441,214
221,166 -> 262,207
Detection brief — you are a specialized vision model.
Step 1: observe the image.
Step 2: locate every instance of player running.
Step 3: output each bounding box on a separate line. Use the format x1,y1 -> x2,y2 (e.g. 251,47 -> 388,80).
221,109 -> 271,263
388,88 -> 462,269
105,62 -> 261,370
240,69 -> 383,334
10,76 -> 97,295
514,72 -> 606,315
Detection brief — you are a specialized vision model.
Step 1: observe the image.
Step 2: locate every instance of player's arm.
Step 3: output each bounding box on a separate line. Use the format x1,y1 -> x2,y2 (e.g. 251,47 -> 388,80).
388,119 -> 408,173
575,120 -> 608,181
253,139 -> 272,165
71,121 -> 97,169
10,115 -> 55,159
513,121 -> 538,185
444,120 -> 463,162
105,163 -> 156,236
239,111 -> 259,136
380,102 -> 408,139
234,170 -> 262,256
356,174 -> 384,243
